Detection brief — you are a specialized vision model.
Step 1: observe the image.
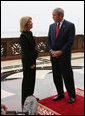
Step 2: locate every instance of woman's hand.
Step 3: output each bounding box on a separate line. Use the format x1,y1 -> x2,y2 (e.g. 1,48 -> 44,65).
30,65 -> 35,69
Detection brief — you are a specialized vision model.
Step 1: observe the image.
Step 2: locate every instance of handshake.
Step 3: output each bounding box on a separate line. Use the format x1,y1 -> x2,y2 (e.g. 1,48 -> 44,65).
50,50 -> 63,58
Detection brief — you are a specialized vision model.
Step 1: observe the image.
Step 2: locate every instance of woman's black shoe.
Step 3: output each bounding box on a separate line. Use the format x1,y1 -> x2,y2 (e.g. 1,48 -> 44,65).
53,95 -> 64,101
36,98 -> 39,101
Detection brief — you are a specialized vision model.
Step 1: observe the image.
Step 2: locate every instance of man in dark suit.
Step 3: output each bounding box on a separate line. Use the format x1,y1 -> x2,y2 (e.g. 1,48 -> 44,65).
47,8 -> 76,103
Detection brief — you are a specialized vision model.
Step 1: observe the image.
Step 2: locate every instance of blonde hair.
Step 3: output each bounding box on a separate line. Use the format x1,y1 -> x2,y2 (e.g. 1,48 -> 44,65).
20,16 -> 32,32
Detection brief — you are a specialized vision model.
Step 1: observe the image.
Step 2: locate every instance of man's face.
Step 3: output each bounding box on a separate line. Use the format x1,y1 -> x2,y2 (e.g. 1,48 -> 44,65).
52,10 -> 62,22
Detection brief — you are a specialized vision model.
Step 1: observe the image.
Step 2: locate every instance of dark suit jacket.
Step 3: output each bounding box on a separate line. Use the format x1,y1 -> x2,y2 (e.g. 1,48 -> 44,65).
19,31 -> 38,69
47,20 -> 75,57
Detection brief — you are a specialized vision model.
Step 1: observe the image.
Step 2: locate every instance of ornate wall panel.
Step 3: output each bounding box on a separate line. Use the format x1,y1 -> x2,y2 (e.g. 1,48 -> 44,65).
1,35 -> 84,61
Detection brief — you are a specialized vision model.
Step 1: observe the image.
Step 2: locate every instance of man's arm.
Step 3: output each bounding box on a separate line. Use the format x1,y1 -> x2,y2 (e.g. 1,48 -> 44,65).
61,23 -> 75,53
47,25 -> 52,52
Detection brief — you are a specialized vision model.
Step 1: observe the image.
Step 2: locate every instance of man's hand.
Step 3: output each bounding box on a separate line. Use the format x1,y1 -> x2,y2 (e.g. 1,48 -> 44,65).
50,51 -> 56,56
55,51 -> 63,56
51,50 -> 63,58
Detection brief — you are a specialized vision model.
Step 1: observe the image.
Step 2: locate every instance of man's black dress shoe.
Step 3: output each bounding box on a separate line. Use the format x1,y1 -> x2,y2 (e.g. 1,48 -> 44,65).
53,95 -> 64,101
68,97 -> 75,103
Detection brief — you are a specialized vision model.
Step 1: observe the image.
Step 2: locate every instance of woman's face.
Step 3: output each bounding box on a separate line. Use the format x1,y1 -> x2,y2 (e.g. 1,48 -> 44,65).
27,19 -> 33,30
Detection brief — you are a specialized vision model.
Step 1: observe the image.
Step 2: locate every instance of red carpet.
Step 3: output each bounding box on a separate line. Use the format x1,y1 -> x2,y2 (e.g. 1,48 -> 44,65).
38,88 -> 84,115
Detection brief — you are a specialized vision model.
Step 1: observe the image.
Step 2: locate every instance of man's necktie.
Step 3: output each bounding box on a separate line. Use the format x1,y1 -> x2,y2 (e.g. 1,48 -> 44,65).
56,23 -> 60,38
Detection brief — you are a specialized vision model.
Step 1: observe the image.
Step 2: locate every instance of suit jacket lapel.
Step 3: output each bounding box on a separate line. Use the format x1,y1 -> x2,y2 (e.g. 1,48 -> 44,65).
57,20 -> 67,40
54,23 -> 57,37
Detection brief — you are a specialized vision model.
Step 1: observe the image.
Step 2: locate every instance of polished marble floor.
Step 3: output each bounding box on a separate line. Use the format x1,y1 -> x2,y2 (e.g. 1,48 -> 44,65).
1,52 -> 84,112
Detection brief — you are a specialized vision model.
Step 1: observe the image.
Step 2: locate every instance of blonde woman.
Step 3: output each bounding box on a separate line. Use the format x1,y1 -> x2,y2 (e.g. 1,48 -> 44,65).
19,16 -> 39,110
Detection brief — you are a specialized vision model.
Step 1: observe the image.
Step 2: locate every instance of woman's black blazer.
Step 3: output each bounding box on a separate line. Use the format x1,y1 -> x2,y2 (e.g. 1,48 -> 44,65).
19,31 -> 38,68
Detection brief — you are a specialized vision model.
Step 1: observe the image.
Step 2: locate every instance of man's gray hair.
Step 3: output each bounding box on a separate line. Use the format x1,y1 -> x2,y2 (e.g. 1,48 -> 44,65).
54,8 -> 64,17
